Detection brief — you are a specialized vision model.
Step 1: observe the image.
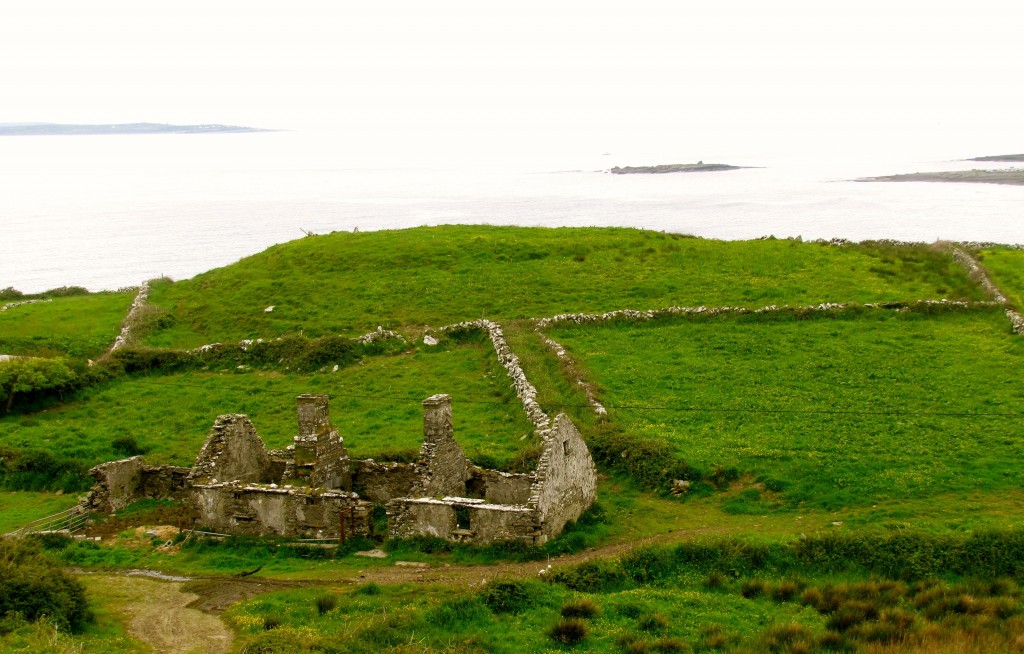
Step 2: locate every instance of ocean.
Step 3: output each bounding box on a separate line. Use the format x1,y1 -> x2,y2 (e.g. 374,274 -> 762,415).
2,131 -> 1021,294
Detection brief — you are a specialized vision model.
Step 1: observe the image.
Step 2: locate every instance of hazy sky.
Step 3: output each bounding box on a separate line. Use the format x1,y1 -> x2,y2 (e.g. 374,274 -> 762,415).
3,1 -> 1022,155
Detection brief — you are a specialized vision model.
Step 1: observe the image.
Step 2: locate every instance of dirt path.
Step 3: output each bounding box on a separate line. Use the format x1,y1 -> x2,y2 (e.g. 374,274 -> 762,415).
174,524 -> 727,613
82,575 -> 233,654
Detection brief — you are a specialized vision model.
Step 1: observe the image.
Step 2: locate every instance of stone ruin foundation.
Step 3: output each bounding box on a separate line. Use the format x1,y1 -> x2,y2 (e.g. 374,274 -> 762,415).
86,393 -> 597,545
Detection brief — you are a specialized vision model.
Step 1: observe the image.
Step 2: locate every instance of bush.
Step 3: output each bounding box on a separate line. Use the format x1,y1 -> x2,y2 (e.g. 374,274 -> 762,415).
354,582 -> 382,596
0,539 -> 92,633
479,579 -> 536,614
561,598 -> 600,619
548,618 -> 588,645
0,357 -> 77,413
548,559 -> 628,593
315,594 -> 337,615
111,435 -> 149,456
0,287 -> 23,300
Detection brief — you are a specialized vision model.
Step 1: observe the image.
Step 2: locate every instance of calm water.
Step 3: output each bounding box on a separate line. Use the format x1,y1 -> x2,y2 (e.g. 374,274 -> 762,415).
2,132 -> 1022,293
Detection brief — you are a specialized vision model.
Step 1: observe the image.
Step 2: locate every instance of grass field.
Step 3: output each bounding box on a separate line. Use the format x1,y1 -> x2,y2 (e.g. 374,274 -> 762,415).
0,491 -> 79,533
142,226 -> 983,348
0,291 -> 135,358
0,342 -> 535,469
979,247 -> 1024,308
549,307 -> 1024,510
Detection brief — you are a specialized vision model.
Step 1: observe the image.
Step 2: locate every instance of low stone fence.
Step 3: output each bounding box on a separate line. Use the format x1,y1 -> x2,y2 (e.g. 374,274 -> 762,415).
439,319 -> 551,432
110,283 -> 149,352
949,246 -> 1024,335
0,298 -> 51,313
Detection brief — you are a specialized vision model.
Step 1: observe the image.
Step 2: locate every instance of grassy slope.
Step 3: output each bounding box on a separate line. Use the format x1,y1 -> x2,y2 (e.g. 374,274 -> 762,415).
143,226 -> 983,348
0,491 -> 79,533
0,343 -> 535,468
550,308 -> 1024,510
0,291 -> 135,357
979,247 -> 1024,308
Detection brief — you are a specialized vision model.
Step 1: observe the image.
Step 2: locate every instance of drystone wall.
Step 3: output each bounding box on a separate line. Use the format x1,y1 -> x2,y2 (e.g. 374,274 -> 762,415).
0,299 -> 51,313
538,334 -> 607,417
110,283 -> 149,351
440,319 -> 551,432
949,246 -> 1024,335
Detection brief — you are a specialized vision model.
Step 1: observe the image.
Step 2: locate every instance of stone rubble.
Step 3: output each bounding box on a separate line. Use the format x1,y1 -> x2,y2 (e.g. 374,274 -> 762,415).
0,298 -> 52,312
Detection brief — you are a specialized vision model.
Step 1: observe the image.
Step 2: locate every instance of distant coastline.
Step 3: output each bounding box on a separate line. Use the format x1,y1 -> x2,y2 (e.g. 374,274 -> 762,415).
0,122 -> 271,136
856,169 -> 1024,187
968,154 -> 1024,163
610,163 -> 742,174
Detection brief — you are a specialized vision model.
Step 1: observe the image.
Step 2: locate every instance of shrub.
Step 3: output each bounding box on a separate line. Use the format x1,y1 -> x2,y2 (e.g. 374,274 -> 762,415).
0,287 -> 23,300
315,594 -> 337,615
111,435 -> 148,456
0,357 -> 77,413
548,559 -> 628,593
561,598 -> 600,619
548,618 -> 588,645
479,579 -> 535,614
0,539 -> 92,633
262,615 -> 282,630
354,582 -> 381,596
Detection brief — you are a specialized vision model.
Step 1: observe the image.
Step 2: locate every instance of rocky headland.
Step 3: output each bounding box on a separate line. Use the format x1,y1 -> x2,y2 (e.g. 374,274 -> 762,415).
610,162 -> 742,174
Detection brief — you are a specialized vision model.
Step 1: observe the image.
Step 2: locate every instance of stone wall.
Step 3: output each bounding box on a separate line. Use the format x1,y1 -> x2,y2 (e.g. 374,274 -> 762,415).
88,457 -> 190,512
188,414 -> 275,485
387,497 -> 540,544
88,456 -> 144,512
189,483 -> 371,539
351,460 -> 417,503
140,465 -> 191,501
467,468 -> 534,504
530,413 -> 598,541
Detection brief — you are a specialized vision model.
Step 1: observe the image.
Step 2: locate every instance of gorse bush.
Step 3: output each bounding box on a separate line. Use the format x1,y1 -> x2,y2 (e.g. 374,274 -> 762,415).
0,539 -> 92,633
479,579 -> 540,614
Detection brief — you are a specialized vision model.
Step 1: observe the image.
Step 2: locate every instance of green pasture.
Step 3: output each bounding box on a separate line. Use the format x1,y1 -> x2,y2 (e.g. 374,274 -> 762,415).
549,307 -> 1024,510
143,226 -> 983,348
0,291 -> 135,358
0,491 -> 79,533
980,247 -> 1024,307
0,342 -> 535,470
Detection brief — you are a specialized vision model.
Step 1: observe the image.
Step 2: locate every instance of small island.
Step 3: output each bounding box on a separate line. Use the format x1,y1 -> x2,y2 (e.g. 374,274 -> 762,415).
0,122 -> 270,136
968,154 -> 1024,162
610,162 -> 742,174
856,169 -> 1024,187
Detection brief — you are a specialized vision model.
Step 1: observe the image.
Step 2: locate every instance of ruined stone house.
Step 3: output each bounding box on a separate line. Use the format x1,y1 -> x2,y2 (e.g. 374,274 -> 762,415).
88,393 -> 597,545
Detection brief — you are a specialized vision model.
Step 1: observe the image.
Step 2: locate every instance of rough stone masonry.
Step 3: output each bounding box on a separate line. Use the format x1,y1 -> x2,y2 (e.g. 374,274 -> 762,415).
86,394 -> 597,545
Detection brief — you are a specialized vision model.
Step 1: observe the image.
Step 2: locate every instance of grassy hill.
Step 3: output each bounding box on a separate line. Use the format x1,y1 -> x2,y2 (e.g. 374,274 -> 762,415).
4,226 -> 1024,654
142,226 -> 983,348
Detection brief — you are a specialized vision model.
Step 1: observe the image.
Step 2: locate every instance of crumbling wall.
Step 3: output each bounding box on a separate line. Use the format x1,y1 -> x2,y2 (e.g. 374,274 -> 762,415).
387,497 -> 539,544
189,483 -> 371,539
351,460 -> 417,503
411,394 -> 472,497
139,465 -> 190,501
467,468 -> 534,504
188,414 -> 274,485
88,456 -> 144,512
294,394 -> 351,489
530,413 -> 597,541
88,457 -> 190,512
